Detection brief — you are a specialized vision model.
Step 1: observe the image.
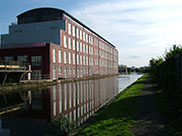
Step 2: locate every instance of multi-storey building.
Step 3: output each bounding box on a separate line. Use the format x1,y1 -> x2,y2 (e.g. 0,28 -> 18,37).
0,8 -> 118,80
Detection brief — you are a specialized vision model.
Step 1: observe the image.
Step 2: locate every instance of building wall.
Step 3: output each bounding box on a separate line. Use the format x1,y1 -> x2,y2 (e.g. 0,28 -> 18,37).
1,20 -> 65,46
0,44 -> 50,79
0,8 -> 118,80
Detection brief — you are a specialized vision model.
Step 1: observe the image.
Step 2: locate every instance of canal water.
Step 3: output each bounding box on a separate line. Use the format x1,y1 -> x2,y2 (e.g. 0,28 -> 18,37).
0,74 -> 142,136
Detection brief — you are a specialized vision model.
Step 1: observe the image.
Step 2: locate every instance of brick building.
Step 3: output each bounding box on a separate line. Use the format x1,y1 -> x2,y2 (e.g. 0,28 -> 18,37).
0,8 -> 118,80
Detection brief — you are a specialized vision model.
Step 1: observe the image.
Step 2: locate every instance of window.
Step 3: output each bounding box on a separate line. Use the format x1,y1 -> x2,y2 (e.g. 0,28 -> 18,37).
83,56 -> 85,65
77,68 -> 79,77
53,49 -> 56,63
77,41 -> 79,52
68,38 -> 71,49
86,34 -> 88,42
64,35 -> 67,48
76,28 -> 79,38
4,56 -> 14,63
73,39 -> 75,50
31,70 -> 41,80
64,52 -> 67,64
59,67 -> 62,75
73,53 -> 75,65
69,52 -> 71,64
83,44 -> 85,53
68,23 -> 71,35
52,66 -> 56,79
73,68 -> 75,75
80,30 -> 82,40
77,54 -> 79,65
86,45 -> 88,54
59,50 -> 61,63
72,25 -> 75,37
91,36 -> 93,44
86,56 -> 88,65
83,32 -> 85,41
80,55 -> 82,65
89,35 -> 91,43
89,46 -> 91,54
69,67 -> 72,75
17,55 -> 27,64
80,43 -> 82,52
31,56 -> 42,66
64,68 -> 67,78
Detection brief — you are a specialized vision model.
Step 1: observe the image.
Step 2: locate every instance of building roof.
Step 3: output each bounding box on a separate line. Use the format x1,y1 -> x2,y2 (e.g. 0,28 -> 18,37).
17,7 -> 116,48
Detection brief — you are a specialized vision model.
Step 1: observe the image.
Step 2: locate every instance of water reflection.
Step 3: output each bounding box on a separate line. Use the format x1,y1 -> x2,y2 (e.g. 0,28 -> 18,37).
118,74 -> 143,92
0,76 -> 118,136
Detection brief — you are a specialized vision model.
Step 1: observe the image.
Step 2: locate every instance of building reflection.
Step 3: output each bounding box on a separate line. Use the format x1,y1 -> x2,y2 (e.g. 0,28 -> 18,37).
28,76 -> 118,126
0,76 -> 118,135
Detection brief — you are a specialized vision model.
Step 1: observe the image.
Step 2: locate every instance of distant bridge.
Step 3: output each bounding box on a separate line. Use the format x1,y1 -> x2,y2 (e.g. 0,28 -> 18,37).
0,60 -> 31,85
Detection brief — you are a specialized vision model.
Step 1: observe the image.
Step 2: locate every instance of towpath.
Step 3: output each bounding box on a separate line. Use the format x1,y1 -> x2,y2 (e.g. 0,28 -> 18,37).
131,75 -> 168,136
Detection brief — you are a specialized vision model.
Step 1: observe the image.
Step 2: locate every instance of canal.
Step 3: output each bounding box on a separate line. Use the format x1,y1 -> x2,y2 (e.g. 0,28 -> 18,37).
0,74 -> 142,136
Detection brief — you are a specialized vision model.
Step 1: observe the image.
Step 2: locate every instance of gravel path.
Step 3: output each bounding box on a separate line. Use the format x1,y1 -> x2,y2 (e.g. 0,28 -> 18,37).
131,75 -> 168,136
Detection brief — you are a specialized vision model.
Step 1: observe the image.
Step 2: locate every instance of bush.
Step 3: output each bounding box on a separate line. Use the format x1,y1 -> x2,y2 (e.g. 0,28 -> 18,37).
49,114 -> 75,136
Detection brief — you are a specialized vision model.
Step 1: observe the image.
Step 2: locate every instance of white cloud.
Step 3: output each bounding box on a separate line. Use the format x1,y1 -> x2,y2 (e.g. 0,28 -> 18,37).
71,0 -> 182,67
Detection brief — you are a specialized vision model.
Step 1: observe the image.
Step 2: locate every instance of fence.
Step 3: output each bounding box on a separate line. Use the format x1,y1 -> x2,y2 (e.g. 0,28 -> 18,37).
153,52 -> 182,102
22,74 -> 50,81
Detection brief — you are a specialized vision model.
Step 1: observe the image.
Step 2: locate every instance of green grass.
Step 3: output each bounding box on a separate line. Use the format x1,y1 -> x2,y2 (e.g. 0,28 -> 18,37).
76,74 -> 147,136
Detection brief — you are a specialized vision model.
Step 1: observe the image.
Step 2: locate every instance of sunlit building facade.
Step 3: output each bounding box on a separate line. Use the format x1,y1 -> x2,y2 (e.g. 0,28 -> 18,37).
0,8 -> 118,80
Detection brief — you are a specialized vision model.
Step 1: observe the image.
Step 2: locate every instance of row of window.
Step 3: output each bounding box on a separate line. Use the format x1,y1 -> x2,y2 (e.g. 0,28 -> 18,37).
63,36 -> 96,55
68,22 -> 119,56
64,37 -> 117,59
68,23 -> 94,44
67,23 -> 118,56
53,49 -> 99,66
3,55 -> 42,66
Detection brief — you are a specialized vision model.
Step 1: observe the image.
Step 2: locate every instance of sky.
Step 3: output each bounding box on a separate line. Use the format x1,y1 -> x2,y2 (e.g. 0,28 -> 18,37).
1,0 -> 182,67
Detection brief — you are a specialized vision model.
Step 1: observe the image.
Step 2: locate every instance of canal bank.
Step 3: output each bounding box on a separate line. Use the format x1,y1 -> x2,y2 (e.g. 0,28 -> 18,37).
75,74 -> 146,136
0,74 -> 142,136
0,74 -> 119,92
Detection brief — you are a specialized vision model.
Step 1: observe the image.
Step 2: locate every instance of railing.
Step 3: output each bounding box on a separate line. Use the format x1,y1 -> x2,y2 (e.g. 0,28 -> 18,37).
0,59 -> 29,71
22,74 -> 50,81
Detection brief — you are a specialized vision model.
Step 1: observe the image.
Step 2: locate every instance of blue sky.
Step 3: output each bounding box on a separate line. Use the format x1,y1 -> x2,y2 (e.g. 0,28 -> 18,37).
1,0 -> 182,67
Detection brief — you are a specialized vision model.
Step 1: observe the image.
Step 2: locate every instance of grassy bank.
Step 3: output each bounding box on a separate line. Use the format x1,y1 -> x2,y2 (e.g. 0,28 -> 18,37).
153,84 -> 182,136
76,74 -> 147,136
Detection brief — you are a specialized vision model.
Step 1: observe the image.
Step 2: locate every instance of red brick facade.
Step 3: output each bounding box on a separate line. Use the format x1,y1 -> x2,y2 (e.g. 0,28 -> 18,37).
0,8 -> 118,80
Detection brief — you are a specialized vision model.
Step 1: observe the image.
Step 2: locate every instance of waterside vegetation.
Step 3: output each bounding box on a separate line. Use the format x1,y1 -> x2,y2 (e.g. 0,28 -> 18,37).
149,45 -> 182,136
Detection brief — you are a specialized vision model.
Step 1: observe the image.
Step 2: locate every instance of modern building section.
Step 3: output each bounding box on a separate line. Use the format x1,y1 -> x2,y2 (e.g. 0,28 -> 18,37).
0,8 -> 118,80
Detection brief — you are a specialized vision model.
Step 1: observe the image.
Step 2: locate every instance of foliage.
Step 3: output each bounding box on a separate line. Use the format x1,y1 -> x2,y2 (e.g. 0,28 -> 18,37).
164,45 -> 182,60
149,44 -> 182,136
76,74 -> 147,136
49,114 -> 75,136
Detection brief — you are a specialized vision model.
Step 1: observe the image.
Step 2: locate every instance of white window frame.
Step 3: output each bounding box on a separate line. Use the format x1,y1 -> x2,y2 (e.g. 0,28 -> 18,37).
64,51 -> 67,64
68,23 -> 71,35
53,49 -> 56,63
64,35 -> 67,48
73,39 -> 75,50
72,25 -> 75,37
68,37 -> 71,49
69,52 -> 71,64
58,50 -> 61,63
